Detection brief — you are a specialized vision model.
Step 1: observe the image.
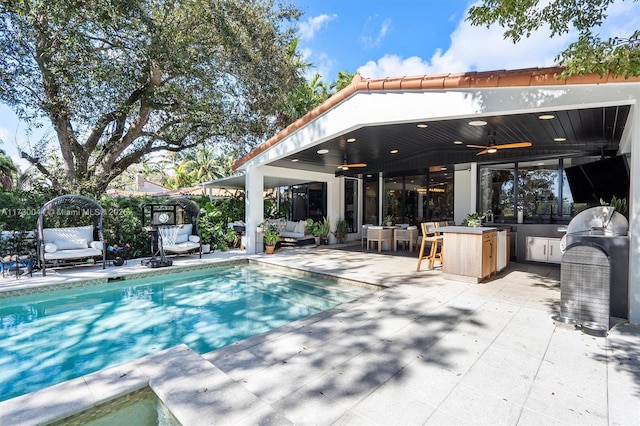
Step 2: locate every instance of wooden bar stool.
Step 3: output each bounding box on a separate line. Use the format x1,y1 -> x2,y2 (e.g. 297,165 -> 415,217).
416,222 -> 444,271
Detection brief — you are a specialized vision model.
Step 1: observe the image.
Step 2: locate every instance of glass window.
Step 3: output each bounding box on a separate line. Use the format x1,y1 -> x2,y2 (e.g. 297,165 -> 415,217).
344,178 -> 358,233
363,175 -> 379,226
383,176 -> 403,224
479,164 -> 515,221
428,169 -> 454,221
517,160 -> 560,222
405,175 -> 428,224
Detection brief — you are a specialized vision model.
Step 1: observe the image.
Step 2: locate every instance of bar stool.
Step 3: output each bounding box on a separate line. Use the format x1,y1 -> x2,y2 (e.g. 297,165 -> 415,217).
416,222 -> 444,271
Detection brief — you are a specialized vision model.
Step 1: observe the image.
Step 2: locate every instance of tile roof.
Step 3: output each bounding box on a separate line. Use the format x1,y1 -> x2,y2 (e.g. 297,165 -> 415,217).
232,66 -> 640,170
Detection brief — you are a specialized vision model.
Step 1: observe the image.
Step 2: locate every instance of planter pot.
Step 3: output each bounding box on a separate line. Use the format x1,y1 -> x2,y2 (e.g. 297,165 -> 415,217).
314,237 -> 320,246
265,245 -> 276,254
201,244 -> 211,254
320,237 -> 330,245
113,257 -> 125,266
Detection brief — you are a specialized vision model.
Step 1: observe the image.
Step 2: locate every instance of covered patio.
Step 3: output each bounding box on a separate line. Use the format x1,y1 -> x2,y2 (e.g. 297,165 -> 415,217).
213,66 -> 640,324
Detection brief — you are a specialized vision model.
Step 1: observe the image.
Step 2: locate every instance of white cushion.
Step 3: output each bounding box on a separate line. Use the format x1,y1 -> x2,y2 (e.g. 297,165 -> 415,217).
188,235 -> 200,243
294,220 -> 306,234
89,241 -> 104,250
54,238 -> 88,250
174,233 -> 189,244
43,226 -> 93,244
44,243 -> 57,253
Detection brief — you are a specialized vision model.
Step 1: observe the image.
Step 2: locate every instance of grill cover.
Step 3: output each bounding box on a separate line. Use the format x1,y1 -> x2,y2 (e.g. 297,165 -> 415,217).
566,206 -> 628,236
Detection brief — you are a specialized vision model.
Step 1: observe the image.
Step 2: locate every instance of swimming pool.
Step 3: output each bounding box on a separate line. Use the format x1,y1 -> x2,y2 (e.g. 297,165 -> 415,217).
0,263 -> 373,402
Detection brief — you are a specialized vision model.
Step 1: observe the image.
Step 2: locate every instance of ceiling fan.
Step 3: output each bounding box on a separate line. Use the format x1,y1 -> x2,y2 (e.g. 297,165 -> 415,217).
329,155 -> 367,171
467,130 -> 532,155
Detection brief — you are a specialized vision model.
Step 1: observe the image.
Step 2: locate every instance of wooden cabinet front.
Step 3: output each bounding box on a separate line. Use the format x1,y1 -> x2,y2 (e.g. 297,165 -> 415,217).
443,229 -> 497,283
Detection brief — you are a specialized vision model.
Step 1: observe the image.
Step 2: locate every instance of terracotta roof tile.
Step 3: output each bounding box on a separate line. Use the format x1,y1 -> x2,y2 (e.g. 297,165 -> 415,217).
233,66 -> 640,170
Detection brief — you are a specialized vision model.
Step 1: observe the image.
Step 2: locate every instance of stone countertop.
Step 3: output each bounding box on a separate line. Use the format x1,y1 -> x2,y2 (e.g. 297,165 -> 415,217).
437,226 -> 498,235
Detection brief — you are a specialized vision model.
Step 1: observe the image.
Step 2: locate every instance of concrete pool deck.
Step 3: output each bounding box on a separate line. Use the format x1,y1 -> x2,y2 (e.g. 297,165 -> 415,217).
1,247 -> 639,425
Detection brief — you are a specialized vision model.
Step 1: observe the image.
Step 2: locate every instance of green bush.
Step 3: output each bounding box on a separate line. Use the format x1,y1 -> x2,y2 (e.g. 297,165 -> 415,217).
0,187 -> 248,257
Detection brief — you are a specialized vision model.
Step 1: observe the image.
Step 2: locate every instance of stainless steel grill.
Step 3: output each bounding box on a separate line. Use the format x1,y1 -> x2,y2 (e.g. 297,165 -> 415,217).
556,206 -> 629,336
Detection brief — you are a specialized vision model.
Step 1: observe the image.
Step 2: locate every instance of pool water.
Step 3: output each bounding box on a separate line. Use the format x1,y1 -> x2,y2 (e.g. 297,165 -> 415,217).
52,388 -> 179,426
0,264 -> 372,402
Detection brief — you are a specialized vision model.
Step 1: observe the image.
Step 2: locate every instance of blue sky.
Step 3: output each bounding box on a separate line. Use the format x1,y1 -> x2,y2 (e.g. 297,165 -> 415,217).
2,0 -> 639,168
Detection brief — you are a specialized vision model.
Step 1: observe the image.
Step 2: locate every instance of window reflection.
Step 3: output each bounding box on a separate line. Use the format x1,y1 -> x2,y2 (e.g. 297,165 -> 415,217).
381,168 -> 453,225
517,160 -> 559,223
479,158 -> 595,224
479,164 -> 515,221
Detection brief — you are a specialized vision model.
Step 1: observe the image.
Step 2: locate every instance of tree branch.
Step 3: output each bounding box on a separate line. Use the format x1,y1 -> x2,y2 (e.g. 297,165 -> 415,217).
20,151 -> 64,193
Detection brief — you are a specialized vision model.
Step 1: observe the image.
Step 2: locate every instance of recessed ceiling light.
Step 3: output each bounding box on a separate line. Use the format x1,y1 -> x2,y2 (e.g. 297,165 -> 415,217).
554,137 -> 566,142
346,137 -> 356,142
453,140 -> 463,145
416,123 -> 428,128
366,174 -> 372,177
291,158 -> 299,162
539,114 -> 555,120
390,149 -> 399,154
316,149 -> 329,154
468,120 -> 487,126
487,148 -> 498,154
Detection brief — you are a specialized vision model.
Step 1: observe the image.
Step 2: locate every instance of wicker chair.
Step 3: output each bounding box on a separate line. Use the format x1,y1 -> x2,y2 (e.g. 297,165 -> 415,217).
157,197 -> 202,258
37,195 -> 106,276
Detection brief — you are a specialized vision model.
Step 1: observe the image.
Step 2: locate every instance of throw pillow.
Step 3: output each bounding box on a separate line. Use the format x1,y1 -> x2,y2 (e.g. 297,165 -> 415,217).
44,243 -> 58,253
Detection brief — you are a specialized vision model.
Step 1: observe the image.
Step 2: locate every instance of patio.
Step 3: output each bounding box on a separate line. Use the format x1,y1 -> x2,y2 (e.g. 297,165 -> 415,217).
1,248 -> 639,425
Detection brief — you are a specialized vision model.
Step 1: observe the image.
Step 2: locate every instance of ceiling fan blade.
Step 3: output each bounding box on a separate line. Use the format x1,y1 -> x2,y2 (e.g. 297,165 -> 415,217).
329,162 -> 367,168
476,149 -> 490,156
495,142 -> 532,149
466,144 -> 489,149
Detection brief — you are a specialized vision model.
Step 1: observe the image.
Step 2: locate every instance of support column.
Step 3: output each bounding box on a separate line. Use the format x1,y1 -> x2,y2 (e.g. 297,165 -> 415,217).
245,168 -> 264,254
629,104 -> 640,324
327,178 -> 341,243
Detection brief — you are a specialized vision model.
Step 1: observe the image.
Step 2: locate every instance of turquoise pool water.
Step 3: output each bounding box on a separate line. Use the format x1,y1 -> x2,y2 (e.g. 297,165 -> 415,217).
0,264 -> 372,402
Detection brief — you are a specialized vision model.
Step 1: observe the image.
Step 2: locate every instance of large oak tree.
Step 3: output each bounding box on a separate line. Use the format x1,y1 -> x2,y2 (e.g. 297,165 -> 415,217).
467,0 -> 640,78
0,0 -> 303,196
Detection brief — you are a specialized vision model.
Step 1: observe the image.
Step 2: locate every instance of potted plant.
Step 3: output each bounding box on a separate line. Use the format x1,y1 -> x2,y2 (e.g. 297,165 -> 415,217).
317,217 -> 331,245
305,219 -> 321,246
383,215 -> 394,226
262,223 -> 281,254
198,214 -> 215,254
463,212 -> 485,227
334,218 -> 349,243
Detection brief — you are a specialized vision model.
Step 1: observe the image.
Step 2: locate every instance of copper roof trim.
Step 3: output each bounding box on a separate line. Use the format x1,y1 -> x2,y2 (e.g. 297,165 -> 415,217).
232,66 -> 640,170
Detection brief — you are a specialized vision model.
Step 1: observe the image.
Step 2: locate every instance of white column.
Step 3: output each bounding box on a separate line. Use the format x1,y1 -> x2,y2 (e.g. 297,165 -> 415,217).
378,172 -> 384,225
454,164 -> 475,224
327,178 -> 341,243
628,104 -> 640,324
245,167 -> 264,254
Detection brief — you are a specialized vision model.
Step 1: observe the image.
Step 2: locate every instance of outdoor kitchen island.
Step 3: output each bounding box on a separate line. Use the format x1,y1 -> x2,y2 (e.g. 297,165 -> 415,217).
437,226 -> 504,284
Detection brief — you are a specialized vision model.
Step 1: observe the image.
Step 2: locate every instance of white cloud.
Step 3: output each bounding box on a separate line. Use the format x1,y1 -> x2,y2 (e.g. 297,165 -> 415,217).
361,16 -> 392,49
358,19 -> 569,78
298,14 -> 337,40
358,54 -> 431,78
356,0 -> 639,79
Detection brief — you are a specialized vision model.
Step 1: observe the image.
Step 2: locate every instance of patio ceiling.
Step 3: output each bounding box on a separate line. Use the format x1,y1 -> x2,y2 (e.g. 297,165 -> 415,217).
268,104 -> 631,176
